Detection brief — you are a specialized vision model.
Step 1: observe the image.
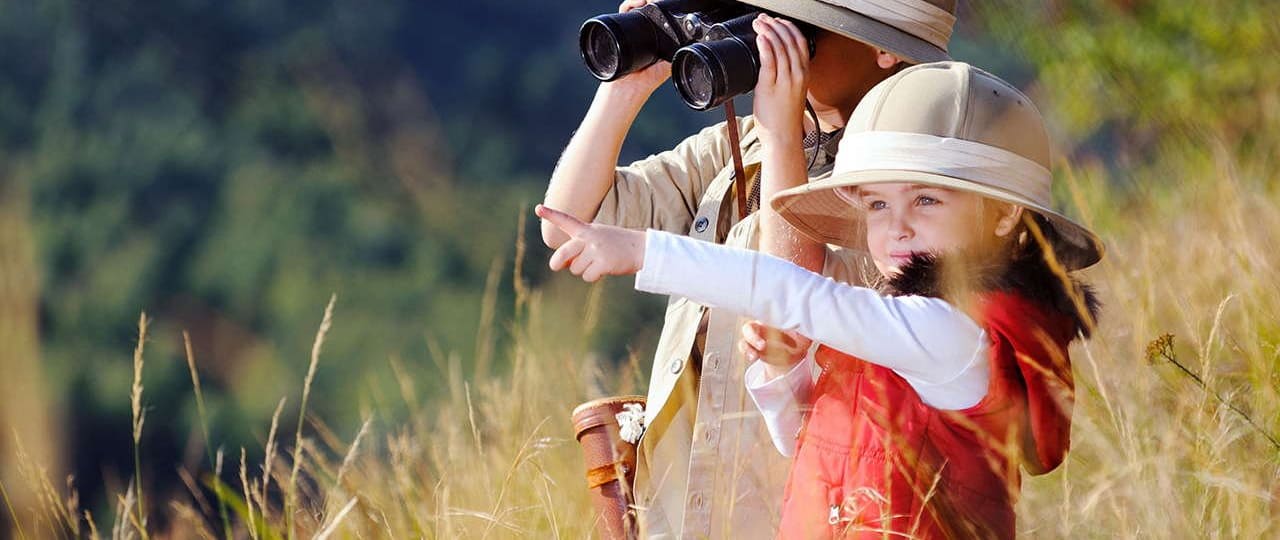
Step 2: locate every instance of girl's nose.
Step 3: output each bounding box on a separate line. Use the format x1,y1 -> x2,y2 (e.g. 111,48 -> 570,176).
889,209 -> 913,240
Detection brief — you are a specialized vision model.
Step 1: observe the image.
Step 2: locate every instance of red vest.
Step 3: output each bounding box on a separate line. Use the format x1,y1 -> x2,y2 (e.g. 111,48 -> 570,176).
779,291 -> 1078,539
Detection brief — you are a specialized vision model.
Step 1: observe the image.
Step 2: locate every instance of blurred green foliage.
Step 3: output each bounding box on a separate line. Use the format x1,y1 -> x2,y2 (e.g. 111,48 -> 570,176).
0,0 -> 703,509
978,0 -> 1280,161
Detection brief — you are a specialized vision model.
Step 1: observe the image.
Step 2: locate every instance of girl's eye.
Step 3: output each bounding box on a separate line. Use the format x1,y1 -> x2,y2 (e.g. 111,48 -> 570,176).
867,200 -> 887,211
916,195 -> 940,206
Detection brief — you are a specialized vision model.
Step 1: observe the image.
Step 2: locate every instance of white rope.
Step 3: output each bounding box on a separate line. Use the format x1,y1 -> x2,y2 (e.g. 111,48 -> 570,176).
820,0 -> 955,50
832,131 -> 1053,205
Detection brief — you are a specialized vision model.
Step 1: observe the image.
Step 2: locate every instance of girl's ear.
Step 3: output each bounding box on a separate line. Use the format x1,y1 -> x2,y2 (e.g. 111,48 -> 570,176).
875,50 -> 901,70
993,204 -> 1025,237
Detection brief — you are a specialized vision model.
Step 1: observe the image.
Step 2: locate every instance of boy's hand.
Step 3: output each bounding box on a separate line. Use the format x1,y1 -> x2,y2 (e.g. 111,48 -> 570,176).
751,14 -> 809,142
536,205 -> 646,282
740,321 -> 811,373
602,0 -> 672,96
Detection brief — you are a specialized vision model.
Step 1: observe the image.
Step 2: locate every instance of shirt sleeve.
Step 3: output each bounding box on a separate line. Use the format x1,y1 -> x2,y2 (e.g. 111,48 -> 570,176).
635,230 -> 990,410
744,356 -> 816,457
593,117 -> 749,233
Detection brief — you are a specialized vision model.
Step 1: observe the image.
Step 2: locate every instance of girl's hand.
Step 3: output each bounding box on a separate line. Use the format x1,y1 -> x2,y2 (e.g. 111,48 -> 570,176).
751,14 -> 809,142
739,320 -> 811,372
536,205 -> 645,282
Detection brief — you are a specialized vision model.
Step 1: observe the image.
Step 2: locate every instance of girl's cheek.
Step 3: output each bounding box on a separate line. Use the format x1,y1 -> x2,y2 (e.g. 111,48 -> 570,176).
864,228 -> 887,258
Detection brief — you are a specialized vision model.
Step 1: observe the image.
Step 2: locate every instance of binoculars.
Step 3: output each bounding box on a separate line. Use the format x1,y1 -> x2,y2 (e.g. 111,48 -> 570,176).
579,0 -> 815,110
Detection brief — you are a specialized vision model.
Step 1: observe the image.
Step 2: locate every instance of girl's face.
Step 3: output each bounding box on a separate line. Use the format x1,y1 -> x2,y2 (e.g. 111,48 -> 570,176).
848,183 -> 1023,277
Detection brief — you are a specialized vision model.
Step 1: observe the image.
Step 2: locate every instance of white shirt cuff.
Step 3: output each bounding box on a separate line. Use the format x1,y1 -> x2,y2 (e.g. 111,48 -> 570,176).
634,229 -> 664,293
745,357 -> 815,458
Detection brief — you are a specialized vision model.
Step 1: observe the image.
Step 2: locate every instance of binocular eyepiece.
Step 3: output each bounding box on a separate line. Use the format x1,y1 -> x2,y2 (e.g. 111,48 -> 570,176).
579,0 -> 815,110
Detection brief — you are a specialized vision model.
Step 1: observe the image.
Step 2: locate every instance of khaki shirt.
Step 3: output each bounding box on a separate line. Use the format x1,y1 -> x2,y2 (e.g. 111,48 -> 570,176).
593,115 -> 867,538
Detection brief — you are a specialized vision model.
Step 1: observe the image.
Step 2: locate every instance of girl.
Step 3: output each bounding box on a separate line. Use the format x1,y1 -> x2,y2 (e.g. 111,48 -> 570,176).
537,61 -> 1102,538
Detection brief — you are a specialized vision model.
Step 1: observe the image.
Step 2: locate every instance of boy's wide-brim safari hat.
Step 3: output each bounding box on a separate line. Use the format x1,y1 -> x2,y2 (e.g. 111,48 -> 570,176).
771,62 -> 1105,270
738,0 -> 956,64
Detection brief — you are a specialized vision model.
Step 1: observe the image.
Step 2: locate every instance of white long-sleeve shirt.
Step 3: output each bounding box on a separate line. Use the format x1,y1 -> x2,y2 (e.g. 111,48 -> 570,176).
634,230 -> 991,456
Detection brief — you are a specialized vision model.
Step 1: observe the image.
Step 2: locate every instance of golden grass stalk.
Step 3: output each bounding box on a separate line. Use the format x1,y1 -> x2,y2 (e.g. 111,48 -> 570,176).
513,206 -> 531,317
168,502 -> 215,540
63,476 -> 80,537
3,435 -> 68,537
388,356 -> 421,418
1147,333 -> 1280,451
0,479 -> 26,540
479,417 -> 550,539
182,330 -> 231,538
313,497 -> 357,540
83,510 -> 99,540
113,483 -> 137,540
240,448 -> 258,540
260,396 -> 287,523
176,468 -> 213,517
335,418 -> 371,489
474,257 -> 502,382
286,294 -> 336,539
128,313 -> 150,540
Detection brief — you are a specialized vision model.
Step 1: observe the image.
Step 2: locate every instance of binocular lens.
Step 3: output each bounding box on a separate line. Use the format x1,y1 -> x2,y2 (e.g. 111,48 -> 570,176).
579,13 -> 660,81
672,38 -> 757,110
673,49 -> 717,109
581,21 -> 622,79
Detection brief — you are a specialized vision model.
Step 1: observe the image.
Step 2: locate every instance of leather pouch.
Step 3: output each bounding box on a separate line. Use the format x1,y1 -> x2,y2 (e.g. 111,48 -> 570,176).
571,395 -> 646,540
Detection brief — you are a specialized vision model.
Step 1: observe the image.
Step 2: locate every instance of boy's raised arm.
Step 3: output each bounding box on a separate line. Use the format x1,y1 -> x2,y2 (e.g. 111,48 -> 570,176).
746,15 -> 826,380
753,15 -> 826,274
541,63 -> 667,249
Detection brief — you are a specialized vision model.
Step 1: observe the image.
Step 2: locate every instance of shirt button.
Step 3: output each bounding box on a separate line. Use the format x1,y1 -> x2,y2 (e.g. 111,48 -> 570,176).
694,216 -> 710,233
690,492 -> 705,509
706,353 -> 720,372
668,357 -> 684,375
704,426 -> 718,444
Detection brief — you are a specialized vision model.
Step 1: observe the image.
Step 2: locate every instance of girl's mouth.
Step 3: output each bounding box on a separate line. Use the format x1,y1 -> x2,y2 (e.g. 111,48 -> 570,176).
889,251 -> 921,264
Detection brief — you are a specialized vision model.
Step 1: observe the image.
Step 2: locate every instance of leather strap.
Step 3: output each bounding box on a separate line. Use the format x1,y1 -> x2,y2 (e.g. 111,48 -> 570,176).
724,100 -> 749,220
585,461 -> 630,489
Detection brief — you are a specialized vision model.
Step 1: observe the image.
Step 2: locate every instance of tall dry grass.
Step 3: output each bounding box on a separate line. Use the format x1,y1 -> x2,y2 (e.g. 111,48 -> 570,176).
2,143 -> 1279,540
1012,141 -> 1280,538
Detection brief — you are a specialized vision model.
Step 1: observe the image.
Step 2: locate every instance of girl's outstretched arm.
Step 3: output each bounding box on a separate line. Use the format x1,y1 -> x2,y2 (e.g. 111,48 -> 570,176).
534,205 -> 989,410
635,229 -> 990,410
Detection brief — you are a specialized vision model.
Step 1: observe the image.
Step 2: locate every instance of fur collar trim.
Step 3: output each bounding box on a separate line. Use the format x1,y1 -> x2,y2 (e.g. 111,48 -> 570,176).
882,252 -> 1101,338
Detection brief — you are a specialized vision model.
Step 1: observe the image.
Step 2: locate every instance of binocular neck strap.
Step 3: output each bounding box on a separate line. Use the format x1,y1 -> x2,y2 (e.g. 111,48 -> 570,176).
723,100 -> 749,220
722,99 -> 822,221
